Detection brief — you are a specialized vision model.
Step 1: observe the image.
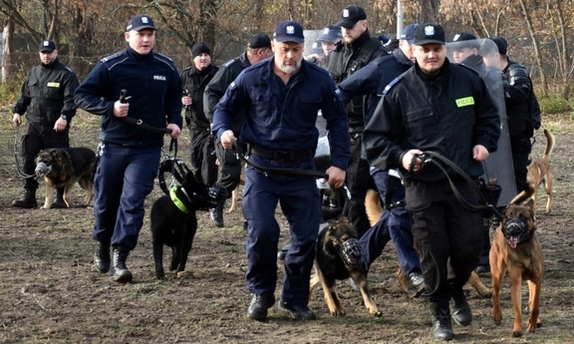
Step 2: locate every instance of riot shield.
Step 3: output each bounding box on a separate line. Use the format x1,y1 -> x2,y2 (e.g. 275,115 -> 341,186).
447,38 -> 516,206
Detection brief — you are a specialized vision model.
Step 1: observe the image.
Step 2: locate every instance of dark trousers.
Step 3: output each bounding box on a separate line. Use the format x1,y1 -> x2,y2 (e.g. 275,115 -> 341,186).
213,139 -> 242,196
189,127 -> 217,187
344,136 -> 376,237
242,155 -> 320,306
406,179 -> 483,304
511,140 -> 531,193
20,122 -> 69,189
92,143 -> 160,250
359,168 -> 420,276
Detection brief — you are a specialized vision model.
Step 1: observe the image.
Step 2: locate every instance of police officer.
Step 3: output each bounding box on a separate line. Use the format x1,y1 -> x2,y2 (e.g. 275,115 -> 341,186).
75,14 -> 183,283
12,40 -> 79,209
203,34 -> 273,227
363,24 -> 500,341
492,37 -> 541,193
338,24 -> 424,297
212,20 -> 350,321
180,42 -> 221,225
323,5 -> 389,237
450,32 -> 486,76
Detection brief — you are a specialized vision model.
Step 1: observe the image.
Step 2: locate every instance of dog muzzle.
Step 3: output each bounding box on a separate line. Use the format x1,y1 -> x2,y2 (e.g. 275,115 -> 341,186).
335,238 -> 363,269
35,162 -> 52,178
503,218 -> 532,249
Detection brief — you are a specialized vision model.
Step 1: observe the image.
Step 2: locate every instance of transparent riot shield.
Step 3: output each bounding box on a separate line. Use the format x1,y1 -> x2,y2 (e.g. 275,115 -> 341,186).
447,38 -> 516,206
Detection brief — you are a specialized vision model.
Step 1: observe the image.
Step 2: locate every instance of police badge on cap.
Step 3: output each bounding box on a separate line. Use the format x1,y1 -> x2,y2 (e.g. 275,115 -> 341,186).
413,23 -> 446,46
273,20 -> 305,43
39,40 -> 57,52
126,14 -> 156,32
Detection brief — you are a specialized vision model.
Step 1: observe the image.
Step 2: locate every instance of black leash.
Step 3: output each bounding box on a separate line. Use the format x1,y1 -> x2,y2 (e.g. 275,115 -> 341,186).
230,137 -> 328,179
158,139 -> 190,196
413,151 -> 503,220
119,89 -> 172,135
12,126 -> 36,178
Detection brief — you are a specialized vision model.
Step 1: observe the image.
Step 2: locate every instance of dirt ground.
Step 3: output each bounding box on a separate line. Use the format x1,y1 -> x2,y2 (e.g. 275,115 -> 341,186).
0,110 -> 573,343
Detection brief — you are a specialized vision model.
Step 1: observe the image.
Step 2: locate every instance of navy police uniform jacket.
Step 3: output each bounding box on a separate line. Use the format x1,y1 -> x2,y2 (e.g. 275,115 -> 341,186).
363,59 -> 500,182
338,47 -> 414,123
212,57 -> 351,171
13,58 -> 79,125
74,46 -> 183,147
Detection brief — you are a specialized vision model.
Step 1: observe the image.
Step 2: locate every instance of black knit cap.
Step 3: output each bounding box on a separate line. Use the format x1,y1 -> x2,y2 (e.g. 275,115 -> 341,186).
490,37 -> 507,55
192,42 -> 211,57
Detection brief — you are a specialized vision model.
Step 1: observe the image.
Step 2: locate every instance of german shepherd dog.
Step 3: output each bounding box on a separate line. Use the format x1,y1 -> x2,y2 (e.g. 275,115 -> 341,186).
364,189 -> 492,298
309,216 -> 382,317
150,172 -> 226,280
489,199 -> 543,337
511,129 -> 554,214
35,147 -> 96,209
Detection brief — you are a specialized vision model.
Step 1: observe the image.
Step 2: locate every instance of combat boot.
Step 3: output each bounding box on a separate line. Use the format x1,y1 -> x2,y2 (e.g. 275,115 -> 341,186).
94,241 -> 111,273
12,188 -> 38,208
430,302 -> 454,341
110,246 -> 132,283
50,187 -> 68,208
209,201 -> 225,228
451,287 -> 472,326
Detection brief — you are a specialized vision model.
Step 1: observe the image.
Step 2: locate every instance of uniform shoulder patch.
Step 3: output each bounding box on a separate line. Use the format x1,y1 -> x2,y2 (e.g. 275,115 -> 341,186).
224,58 -> 239,68
381,75 -> 403,95
101,51 -> 124,63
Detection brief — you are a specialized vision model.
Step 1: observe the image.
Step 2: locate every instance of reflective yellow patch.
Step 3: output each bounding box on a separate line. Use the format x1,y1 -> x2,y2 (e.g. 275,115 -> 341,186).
456,96 -> 474,107
47,82 -> 60,88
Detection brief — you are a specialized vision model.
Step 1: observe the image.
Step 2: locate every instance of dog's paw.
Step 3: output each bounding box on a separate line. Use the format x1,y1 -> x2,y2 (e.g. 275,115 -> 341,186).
330,309 -> 346,317
370,309 -> 382,317
512,330 -> 523,338
176,270 -> 193,279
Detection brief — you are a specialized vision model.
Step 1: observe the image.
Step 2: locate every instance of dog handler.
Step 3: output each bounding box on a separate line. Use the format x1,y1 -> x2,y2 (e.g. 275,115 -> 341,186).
75,14 -> 182,283
213,20 -> 350,320
12,40 -> 79,209
363,24 -> 500,341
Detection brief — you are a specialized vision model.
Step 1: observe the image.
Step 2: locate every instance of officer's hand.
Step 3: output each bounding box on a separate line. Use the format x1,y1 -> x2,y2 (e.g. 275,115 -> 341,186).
13,113 -> 22,126
113,101 -> 129,117
220,130 -> 235,150
401,149 -> 424,172
182,96 -> 192,106
166,123 -> 181,139
472,145 -> 489,162
53,117 -> 67,132
325,166 -> 346,189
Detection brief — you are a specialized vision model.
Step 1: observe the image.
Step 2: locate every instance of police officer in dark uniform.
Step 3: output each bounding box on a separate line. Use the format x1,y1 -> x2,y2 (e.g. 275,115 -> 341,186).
213,20 -> 350,321
323,5 -> 389,237
203,34 -> 272,227
363,24 -> 500,341
492,37 -> 541,193
180,42 -> 221,225
338,23 -> 425,297
75,14 -> 183,283
12,40 -> 79,209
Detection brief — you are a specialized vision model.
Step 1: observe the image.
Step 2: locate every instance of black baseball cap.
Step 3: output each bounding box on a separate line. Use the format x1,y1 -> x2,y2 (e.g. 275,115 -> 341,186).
490,37 -> 508,55
319,25 -> 343,43
336,5 -> 367,28
400,24 -> 419,45
451,32 -> 479,48
248,34 -> 271,49
273,20 -> 305,43
126,14 -> 156,32
413,23 -> 446,46
39,40 -> 57,52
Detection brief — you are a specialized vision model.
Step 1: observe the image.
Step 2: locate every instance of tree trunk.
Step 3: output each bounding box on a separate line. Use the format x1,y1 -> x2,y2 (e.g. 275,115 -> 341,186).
2,17 -> 15,84
518,0 -> 547,96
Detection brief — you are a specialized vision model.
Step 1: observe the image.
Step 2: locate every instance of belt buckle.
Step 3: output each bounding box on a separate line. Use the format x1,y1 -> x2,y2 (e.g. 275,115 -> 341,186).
274,150 -> 290,160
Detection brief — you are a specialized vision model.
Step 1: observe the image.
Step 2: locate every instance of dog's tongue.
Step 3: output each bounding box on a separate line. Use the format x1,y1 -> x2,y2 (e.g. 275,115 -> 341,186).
508,236 -> 519,249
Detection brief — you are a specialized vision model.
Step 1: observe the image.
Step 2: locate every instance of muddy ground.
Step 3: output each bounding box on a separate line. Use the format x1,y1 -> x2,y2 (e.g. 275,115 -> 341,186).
0,110 -> 572,343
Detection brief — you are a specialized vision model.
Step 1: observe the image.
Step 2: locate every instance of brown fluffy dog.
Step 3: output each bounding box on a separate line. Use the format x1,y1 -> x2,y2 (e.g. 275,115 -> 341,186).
35,147 -> 96,209
309,216 -> 382,317
489,199 -> 543,337
510,129 -> 554,214
364,189 -> 492,298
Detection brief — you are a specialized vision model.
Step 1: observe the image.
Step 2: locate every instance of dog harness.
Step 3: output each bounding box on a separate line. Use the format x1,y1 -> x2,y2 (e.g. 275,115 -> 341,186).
169,185 -> 191,214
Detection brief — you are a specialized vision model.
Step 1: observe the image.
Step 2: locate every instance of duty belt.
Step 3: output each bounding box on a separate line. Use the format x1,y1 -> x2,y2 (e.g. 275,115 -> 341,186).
249,145 -> 314,161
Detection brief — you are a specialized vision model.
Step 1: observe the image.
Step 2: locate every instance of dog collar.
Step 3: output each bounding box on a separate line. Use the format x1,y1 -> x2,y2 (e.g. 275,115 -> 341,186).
169,185 -> 189,214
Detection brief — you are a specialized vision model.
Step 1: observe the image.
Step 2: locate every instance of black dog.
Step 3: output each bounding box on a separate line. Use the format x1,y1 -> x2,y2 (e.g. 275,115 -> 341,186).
309,216 -> 382,317
150,172 -> 226,280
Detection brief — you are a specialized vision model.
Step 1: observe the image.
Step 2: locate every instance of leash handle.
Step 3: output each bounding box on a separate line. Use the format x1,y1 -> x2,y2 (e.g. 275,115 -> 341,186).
169,138 -> 178,158
119,89 -> 131,103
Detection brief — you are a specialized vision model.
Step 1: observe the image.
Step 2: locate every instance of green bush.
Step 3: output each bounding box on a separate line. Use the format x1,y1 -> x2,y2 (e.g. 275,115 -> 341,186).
538,94 -> 573,115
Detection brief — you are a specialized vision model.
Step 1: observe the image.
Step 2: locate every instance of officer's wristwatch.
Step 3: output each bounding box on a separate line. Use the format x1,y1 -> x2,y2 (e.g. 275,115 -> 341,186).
60,114 -> 68,120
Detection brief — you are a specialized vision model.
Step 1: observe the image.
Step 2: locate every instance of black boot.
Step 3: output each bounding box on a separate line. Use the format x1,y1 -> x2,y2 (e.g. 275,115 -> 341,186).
209,201 -> 225,228
430,302 -> 454,341
110,246 -> 132,283
12,188 -> 38,208
50,187 -> 68,209
451,287 -> 472,326
94,241 -> 111,273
